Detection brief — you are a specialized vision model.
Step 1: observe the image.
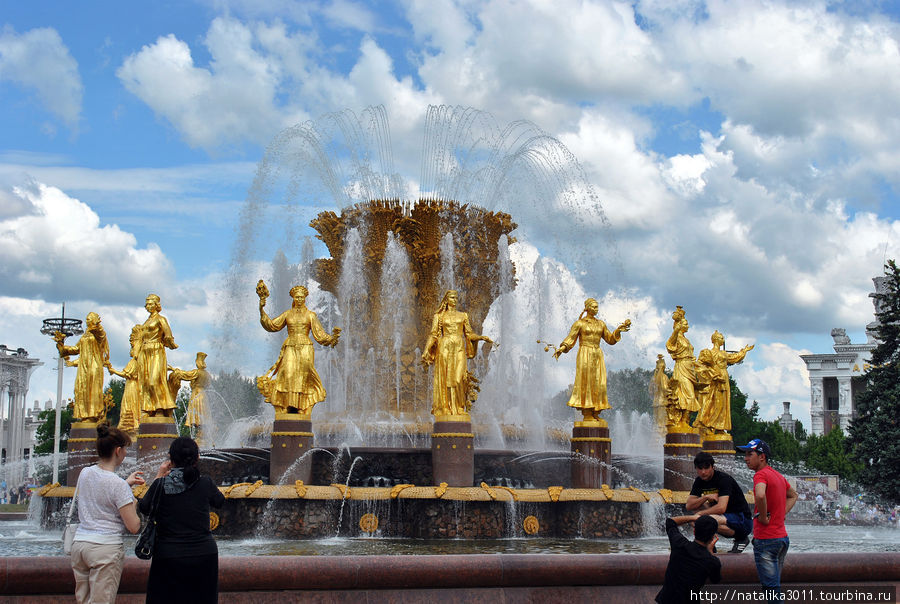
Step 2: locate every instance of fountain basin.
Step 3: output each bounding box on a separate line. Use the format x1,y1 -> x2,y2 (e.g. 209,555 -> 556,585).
39,484 -> 671,539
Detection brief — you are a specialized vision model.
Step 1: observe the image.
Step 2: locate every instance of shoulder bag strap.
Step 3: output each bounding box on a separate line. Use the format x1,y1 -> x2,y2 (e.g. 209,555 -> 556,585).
65,482 -> 79,526
146,479 -> 164,519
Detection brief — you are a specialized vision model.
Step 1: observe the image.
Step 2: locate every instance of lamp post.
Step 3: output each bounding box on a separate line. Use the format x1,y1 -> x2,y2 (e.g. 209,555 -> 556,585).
40,304 -> 82,484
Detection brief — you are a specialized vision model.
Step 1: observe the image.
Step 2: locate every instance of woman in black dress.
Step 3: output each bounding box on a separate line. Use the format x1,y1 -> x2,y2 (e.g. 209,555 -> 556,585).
141,437 -> 225,603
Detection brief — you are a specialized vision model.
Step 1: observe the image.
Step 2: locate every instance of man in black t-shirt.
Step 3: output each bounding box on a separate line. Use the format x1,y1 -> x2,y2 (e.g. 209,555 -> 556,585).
656,514 -> 722,603
686,451 -> 753,553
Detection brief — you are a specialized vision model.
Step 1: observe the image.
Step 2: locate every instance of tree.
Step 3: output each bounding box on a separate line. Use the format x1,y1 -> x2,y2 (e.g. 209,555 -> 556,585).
849,259 -> 900,501
209,370 -> 264,419
728,377 -> 757,448
104,378 -> 125,427
34,406 -> 74,456
606,367 -> 654,416
757,422 -> 802,464
806,427 -> 861,480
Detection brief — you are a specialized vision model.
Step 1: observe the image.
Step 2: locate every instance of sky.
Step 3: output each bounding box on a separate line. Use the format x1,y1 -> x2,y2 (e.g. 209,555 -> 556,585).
3,0 -> 900,432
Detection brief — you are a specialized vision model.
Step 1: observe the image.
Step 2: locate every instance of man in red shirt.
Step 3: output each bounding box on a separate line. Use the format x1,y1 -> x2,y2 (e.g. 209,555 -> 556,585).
738,438 -> 799,602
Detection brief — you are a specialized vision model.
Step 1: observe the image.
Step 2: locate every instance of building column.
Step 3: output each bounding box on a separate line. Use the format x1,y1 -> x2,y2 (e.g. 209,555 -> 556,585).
0,382 -> 8,466
7,383 -> 21,485
837,376 -> 853,432
810,378 -> 825,436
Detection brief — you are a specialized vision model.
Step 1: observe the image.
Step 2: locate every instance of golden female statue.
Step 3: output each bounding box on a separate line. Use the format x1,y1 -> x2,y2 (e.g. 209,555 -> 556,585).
54,312 -> 110,421
695,331 -> 753,434
421,290 -> 493,419
649,353 -> 669,433
665,306 -> 705,428
167,352 -> 211,429
109,325 -> 143,434
256,282 -> 341,416
553,298 -> 631,423
140,293 -> 178,417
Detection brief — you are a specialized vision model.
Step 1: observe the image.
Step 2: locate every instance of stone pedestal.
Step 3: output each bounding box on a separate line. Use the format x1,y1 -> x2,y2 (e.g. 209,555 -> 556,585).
571,421 -> 611,488
702,433 -> 735,460
431,419 -> 474,487
664,429 -> 701,491
270,414 -> 314,485
137,416 -> 178,467
66,421 -> 99,487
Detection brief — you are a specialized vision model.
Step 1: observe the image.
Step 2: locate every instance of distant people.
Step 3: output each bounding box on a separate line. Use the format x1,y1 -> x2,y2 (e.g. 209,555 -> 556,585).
141,437 -> 225,604
70,424 -> 145,604
738,439 -> 798,603
686,452 -> 753,553
815,493 -> 825,518
656,514 -> 722,603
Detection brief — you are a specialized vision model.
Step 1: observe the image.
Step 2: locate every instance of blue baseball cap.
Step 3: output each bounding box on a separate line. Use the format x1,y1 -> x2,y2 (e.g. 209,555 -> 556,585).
737,438 -> 771,457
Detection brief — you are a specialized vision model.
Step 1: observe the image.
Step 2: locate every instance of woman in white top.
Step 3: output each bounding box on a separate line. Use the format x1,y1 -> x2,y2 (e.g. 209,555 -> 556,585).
71,424 -> 144,604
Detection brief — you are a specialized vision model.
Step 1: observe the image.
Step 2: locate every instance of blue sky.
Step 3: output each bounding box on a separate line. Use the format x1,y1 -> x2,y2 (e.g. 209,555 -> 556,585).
3,0 -> 900,431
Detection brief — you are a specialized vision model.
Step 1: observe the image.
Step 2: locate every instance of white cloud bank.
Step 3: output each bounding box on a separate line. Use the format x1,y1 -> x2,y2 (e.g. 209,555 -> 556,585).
0,26 -> 82,130
0,182 -> 176,305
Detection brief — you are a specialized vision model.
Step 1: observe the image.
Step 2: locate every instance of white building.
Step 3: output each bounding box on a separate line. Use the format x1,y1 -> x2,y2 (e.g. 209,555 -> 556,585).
0,345 -> 44,485
800,276 -> 885,436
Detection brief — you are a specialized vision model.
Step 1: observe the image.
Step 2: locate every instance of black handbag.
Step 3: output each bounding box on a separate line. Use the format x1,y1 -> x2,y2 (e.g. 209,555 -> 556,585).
135,482 -> 163,560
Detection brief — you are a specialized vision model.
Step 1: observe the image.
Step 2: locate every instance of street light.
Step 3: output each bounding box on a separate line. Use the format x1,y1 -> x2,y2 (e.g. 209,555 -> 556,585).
40,304 -> 82,484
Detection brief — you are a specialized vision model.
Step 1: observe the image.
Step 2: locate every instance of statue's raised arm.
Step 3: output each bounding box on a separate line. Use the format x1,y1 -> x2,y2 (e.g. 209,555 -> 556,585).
256,283 -> 340,418
552,298 -> 630,425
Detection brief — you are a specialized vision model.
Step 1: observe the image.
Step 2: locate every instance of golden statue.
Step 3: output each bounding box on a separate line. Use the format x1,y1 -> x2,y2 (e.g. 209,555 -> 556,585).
649,353 -> 669,434
552,298 -> 630,424
168,352 -> 211,432
695,331 -> 753,435
139,294 -> 178,417
421,289 -> 493,419
665,306 -> 707,429
109,325 -> 144,434
256,281 -> 341,417
54,312 -> 110,422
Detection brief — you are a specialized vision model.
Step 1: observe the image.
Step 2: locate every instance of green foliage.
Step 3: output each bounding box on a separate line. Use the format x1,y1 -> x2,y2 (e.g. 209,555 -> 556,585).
606,368 -> 654,416
34,406 -> 74,456
210,370 -> 264,419
728,377 -> 757,448
793,419 -> 808,442
104,378 -> 125,427
728,379 -> 804,464
174,387 -> 191,436
806,427 -> 862,480
757,422 -> 802,464
849,259 -> 900,501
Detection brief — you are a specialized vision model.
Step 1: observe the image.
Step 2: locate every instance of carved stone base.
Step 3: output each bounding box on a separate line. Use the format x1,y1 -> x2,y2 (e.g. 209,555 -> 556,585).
664,430 -> 701,491
431,421 -> 474,487
66,421 -> 99,487
571,424 -> 611,488
270,415 -> 314,485
137,416 -> 178,468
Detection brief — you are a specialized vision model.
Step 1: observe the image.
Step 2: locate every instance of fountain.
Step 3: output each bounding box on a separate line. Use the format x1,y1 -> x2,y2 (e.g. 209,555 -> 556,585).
37,105 -> 692,540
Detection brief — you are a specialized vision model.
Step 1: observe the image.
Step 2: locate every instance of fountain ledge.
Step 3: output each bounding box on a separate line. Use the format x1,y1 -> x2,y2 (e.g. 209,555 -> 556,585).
1,553 -> 897,603
38,484 -> 681,503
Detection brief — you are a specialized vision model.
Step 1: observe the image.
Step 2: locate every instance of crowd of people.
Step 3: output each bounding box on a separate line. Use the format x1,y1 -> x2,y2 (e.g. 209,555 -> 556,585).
0,480 -> 34,506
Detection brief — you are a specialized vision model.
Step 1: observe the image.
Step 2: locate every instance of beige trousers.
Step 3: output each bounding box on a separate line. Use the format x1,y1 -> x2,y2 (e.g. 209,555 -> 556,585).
71,541 -> 125,604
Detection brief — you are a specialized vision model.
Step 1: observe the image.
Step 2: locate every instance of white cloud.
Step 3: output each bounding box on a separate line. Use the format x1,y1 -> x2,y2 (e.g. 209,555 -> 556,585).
0,182 -> 178,305
0,26 -> 83,129
730,342 -> 812,425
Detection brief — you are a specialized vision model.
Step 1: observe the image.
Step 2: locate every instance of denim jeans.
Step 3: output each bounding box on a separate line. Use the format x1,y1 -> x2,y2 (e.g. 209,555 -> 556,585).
753,536 -> 789,602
